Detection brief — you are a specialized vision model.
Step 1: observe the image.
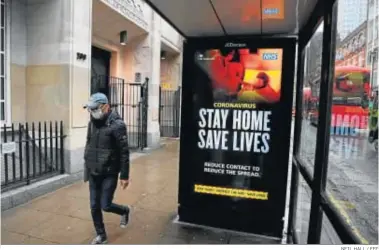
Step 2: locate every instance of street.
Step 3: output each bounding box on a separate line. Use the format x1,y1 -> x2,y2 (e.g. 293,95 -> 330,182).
299,120 -> 378,244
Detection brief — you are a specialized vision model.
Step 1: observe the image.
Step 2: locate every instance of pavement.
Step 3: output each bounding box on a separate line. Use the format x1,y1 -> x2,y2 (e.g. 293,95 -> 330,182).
1,139 -> 279,245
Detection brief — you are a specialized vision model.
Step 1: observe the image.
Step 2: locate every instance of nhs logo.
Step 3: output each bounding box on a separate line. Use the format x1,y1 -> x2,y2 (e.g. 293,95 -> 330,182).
263,53 -> 278,60
263,8 -> 279,15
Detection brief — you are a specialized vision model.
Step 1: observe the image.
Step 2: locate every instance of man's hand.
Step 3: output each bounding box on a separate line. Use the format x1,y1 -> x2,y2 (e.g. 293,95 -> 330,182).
120,179 -> 129,190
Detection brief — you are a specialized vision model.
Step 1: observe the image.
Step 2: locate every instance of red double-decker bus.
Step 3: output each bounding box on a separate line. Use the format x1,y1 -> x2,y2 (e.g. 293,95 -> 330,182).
307,66 -> 370,136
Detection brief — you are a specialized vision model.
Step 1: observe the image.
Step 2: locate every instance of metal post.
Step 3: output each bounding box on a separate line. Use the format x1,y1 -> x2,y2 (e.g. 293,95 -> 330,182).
121,79 -> 125,120
143,78 -> 149,148
159,86 -> 162,129
287,46 -> 306,243
55,121 -> 59,172
137,101 -> 142,149
49,121 -> 53,172
3,124 -> 9,185
175,87 -> 181,137
44,122 -> 48,173
307,0 -> 338,244
60,121 -> 65,174
19,124 -> 24,180
11,124 -> 16,182
38,122 -> 42,174
32,123 -> 36,178
25,123 -> 30,185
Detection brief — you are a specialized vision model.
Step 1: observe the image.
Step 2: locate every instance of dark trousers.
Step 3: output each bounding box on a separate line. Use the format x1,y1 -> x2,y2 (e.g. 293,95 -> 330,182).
89,174 -> 127,236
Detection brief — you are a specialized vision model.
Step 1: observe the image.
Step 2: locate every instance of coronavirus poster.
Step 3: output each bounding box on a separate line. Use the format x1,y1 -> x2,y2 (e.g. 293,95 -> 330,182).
178,38 -> 295,238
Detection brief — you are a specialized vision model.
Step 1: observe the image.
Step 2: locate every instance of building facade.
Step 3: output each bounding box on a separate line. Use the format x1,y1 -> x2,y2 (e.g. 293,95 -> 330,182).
366,0 -> 379,89
337,0 -> 367,40
1,0 -> 183,176
335,21 -> 367,67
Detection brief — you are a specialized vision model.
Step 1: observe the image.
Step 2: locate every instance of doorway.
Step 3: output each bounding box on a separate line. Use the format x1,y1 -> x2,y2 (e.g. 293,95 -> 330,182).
91,46 -> 111,96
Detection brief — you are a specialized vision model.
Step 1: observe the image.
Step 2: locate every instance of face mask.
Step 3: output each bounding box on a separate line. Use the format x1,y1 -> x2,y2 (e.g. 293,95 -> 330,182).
90,109 -> 103,119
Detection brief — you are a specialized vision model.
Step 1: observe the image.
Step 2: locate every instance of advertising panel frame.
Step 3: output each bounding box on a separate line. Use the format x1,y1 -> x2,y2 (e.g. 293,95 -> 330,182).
178,36 -> 297,238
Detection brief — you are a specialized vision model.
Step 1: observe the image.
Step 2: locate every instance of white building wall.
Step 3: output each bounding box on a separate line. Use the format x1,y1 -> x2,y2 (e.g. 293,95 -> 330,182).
10,0 -> 26,66
26,0 -> 72,65
366,0 -> 378,88
100,0 -> 183,147
100,0 -> 149,31
9,0 -> 27,123
68,0 -> 93,174
8,0 -> 183,173
147,11 -> 162,146
160,17 -> 183,52
9,0 -> 93,174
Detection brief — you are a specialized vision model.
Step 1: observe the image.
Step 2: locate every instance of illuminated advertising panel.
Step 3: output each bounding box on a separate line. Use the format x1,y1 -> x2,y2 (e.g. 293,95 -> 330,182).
178,37 -> 296,238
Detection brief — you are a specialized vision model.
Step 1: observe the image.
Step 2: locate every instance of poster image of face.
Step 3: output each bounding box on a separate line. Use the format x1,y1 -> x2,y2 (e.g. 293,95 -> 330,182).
194,48 -> 283,104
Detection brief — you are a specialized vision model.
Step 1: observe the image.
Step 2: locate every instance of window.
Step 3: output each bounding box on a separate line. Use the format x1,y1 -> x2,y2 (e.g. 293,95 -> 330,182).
368,6 -> 374,20
359,55 -> 364,67
325,4 -> 379,244
358,33 -> 365,47
298,22 -> 324,176
368,20 -> 374,42
0,0 -> 7,122
373,67 -> 378,88
352,38 -> 357,51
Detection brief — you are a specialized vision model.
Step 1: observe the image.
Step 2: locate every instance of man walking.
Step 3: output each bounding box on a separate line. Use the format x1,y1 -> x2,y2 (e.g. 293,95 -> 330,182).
83,92 -> 130,244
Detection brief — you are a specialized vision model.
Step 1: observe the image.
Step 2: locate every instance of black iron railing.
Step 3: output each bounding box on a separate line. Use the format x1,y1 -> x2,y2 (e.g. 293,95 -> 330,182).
159,86 -> 181,138
1,121 -> 66,192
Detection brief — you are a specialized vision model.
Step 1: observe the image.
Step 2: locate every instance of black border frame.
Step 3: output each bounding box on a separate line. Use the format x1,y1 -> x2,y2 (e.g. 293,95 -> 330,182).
178,36 -> 296,238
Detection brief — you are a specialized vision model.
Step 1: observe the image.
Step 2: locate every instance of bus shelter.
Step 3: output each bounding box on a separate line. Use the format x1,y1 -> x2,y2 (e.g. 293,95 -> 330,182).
145,0 -> 366,244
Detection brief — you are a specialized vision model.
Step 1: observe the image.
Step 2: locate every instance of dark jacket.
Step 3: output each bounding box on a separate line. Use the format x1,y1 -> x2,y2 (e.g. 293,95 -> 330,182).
83,110 -> 130,182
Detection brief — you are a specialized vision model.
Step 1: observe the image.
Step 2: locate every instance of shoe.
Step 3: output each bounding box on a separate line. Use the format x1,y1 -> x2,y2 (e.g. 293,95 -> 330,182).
120,206 -> 130,228
91,235 -> 108,244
